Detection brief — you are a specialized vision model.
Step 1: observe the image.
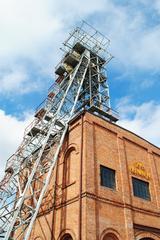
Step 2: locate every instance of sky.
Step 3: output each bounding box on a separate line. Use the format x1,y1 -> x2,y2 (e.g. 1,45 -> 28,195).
0,0 -> 160,179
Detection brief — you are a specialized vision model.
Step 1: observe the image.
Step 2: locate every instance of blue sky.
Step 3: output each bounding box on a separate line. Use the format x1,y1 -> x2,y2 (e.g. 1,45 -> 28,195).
0,0 -> 160,178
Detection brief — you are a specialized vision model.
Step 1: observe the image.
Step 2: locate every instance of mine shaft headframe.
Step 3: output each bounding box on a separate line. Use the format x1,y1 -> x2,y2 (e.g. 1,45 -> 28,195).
63,20 -> 112,58
59,21 -> 119,123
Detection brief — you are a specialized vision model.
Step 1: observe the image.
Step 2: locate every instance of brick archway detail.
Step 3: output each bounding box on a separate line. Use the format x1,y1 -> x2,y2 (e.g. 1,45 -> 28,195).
58,229 -> 76,240
135,231 -> 160,240
61,234 -> 73,240
100,228 -> 121,240
64,143 -> 79,158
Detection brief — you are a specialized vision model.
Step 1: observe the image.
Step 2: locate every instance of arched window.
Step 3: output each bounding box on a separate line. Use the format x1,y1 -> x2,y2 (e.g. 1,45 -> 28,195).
103,233 -> 119,240
63,147 -> 77,186
61,233 -> 73,240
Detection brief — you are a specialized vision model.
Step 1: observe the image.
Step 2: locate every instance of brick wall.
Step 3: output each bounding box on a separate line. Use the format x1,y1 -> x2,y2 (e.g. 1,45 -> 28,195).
29,112 -> 160,240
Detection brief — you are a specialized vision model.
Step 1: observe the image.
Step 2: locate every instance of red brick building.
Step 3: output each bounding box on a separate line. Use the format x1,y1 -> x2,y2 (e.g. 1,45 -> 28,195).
30,111 -> 160,240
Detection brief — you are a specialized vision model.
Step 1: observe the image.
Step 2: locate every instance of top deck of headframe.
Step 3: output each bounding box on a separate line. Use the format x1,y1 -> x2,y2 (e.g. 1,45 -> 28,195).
62,21 -> 111,58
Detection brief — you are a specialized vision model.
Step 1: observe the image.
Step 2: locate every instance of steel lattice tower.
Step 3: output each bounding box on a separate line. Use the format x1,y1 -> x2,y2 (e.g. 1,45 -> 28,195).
0,22 -> 119,240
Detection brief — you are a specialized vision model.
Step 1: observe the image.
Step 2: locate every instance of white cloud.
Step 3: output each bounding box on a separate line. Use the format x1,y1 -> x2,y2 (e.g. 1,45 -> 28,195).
53,0 -> 107,21
153,0 -> 160,14
0,0 -> 62,95
88,0 -> 160,71
0,0 -> 61,60
0,67 -> 28,94
0,64 -> 43,95
0,110 -> 33,180
0,0 -> 106,63
130,27 -> 160,70
0,0 -> 160,95
118,99 -> 160,147
0,0 -> 109,94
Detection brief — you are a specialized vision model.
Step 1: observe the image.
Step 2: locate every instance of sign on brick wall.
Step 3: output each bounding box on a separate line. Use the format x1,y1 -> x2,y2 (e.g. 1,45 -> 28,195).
129,162 -> 151,180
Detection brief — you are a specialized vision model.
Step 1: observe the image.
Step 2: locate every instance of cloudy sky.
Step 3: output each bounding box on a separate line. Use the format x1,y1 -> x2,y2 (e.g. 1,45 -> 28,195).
0,0 -> 160,179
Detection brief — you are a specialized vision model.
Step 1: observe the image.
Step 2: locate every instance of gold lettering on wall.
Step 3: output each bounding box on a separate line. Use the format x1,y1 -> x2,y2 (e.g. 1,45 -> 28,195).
129,162 -> 151,180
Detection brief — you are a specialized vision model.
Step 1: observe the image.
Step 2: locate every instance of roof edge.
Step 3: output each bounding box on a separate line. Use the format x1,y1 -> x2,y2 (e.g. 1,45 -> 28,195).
69,110 -> 160,151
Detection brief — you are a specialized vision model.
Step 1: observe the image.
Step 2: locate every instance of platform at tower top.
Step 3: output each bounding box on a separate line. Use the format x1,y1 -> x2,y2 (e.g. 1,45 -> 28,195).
63,21 -> 111,58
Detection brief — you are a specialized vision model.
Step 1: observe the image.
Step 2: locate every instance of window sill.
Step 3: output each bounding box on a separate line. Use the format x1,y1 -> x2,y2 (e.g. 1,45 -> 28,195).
100,185 -> 117,192
133,195 -> 151,202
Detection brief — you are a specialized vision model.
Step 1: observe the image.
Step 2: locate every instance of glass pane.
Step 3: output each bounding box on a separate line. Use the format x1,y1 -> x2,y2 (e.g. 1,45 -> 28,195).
132,177 -> 150,200
100,165 -> 116,189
